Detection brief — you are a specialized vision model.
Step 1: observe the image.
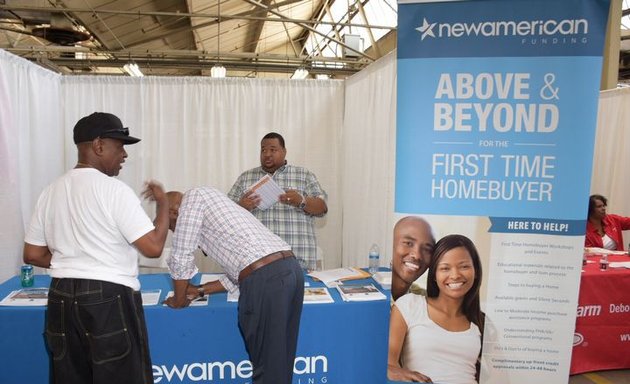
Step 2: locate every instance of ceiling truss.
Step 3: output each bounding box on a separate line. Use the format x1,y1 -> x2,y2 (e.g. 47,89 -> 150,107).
1,1 -> 628,80
0,1 -> 396,78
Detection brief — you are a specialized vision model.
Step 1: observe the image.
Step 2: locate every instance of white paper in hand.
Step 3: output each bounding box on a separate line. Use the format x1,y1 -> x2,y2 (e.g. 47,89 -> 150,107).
247,174 -> 284,210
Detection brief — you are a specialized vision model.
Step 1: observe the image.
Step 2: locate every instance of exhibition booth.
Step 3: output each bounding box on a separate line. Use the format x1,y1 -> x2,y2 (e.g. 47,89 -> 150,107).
1,7 -> 630,379
3,48 -> 628,283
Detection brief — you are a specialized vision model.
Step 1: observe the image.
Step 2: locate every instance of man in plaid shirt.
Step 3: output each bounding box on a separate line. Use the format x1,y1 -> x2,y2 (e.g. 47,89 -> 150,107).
228,132 -> 328,271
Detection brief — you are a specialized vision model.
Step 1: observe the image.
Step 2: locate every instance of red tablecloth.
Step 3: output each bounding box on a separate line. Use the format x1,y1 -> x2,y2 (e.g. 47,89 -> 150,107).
570,255 -> 630,375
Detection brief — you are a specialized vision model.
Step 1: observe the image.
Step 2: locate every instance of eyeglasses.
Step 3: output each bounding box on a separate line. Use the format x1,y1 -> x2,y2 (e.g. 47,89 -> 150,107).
102,127 -> 129,136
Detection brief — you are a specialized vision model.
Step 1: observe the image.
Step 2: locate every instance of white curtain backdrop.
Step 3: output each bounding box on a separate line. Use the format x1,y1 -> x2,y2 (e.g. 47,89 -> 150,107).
341,51 -> 398,268
590,86 -> 630,226
59,75 -> 344,273
0,50 -> 62,282
1,47 -> 629,282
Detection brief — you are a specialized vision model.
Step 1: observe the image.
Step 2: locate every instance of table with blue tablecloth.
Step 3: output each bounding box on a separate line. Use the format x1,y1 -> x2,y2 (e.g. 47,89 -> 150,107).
0,273 -> 390,384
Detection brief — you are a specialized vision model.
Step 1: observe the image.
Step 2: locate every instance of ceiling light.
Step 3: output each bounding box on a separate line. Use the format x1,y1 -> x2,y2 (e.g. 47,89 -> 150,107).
291,68 -> 309,80
211,64 -> 226,78
316,74 -> 330,80
212,0 -> 226,79
123,63 -> 144,77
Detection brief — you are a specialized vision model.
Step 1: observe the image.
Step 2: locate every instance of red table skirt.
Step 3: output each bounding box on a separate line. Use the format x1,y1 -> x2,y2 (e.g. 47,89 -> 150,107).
570,255 -> 630,375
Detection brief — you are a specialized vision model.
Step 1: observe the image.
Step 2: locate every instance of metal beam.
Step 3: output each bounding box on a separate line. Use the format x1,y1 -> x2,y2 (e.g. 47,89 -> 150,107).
16,56 -> 364,76
4,45 -> 363,65
0,4 -> 395,30
124,0 -> 305,49
309,0 -> 367,60
0,1 -> 385,76
243,0 -> 273,53
280,19 -> 300,57
295,0 -> 329,57
243,0 -> 374,60
356,0 -> 380,57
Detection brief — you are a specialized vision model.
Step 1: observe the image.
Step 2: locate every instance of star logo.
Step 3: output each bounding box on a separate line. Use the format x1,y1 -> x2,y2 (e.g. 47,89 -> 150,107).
415,17 -> 436,41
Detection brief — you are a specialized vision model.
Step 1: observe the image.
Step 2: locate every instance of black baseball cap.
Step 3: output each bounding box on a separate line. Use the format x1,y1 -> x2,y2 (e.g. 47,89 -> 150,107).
73,112 -> 141,145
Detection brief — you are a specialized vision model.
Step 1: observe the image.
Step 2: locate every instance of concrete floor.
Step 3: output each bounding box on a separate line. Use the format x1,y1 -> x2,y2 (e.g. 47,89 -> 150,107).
569,370 -> 630,384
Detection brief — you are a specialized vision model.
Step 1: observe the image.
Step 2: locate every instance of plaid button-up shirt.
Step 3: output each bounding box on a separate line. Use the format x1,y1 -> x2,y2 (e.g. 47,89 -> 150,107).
228,164 -> 327,270
168,187 -> 290,292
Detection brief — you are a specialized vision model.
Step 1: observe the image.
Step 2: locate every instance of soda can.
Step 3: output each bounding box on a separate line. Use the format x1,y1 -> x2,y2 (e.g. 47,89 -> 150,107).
20,265 -> 34,287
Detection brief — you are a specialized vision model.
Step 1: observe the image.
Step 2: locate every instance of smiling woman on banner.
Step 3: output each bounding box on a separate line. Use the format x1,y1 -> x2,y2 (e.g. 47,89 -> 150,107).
584,194 -> 630,252
388,235 -> 484,384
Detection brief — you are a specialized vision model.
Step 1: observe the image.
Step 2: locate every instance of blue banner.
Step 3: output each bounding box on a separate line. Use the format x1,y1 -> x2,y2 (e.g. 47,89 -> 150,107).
395,1 -> 610,383
395,0 -> 610,221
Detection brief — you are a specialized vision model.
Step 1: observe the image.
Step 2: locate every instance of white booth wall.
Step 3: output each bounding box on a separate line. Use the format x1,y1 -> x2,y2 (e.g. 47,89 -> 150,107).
1,48 -> 629,283
58,75 -> 345,274
0,50 -> 63,281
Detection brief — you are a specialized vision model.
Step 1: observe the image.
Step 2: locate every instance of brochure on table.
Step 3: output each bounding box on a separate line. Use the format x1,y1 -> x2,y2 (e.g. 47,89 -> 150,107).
584,247 -> 628,256
609,261 -> 630,269
308,267 -> 371,284
164,291 -> 209,306
0,287 -> 49,306
141,289 -> 162,306
336,284 -> 387,302
304,287 -> 335,304
373,271 -> 392,290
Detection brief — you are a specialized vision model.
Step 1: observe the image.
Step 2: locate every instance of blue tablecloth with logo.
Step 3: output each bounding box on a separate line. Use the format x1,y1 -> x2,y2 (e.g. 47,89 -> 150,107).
0,273 -> 389,384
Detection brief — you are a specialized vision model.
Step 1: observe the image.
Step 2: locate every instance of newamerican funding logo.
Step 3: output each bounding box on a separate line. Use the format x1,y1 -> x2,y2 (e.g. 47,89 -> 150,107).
153,355 -> 329,383
415,16 -> 589,43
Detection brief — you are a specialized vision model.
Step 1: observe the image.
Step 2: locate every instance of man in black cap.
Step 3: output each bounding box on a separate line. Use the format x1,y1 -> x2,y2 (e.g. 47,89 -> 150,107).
23,112 -> 170,384
72,112 -> 141,176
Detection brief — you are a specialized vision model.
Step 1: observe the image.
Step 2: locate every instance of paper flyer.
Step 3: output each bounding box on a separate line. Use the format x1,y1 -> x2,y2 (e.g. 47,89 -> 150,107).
0,288 -> 49,306
246,174 -> 284,210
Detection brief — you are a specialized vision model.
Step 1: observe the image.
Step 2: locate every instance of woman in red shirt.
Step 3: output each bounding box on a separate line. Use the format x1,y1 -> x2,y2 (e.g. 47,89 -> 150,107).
584,194 -> 630,251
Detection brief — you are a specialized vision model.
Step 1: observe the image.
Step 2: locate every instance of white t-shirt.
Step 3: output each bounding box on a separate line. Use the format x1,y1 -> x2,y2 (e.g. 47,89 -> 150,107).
395,293 -> 481,384
602,234 -> 617,250
24,168 -> 154,290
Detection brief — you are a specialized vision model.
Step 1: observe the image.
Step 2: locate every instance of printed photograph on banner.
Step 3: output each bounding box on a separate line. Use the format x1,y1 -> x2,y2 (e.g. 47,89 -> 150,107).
391,0 -> 611,383
388,214 -> 584,384
388,214 -> 491,384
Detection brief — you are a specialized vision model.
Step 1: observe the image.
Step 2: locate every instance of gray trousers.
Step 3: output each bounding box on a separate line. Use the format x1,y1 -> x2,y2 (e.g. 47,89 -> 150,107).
238,256 -> 304,384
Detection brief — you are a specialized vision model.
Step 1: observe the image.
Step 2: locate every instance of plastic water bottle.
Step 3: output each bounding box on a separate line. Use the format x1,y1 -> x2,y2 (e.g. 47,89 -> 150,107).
368,244 -> 380,275
599,254 -> 609,271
